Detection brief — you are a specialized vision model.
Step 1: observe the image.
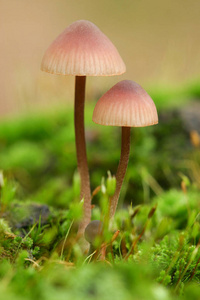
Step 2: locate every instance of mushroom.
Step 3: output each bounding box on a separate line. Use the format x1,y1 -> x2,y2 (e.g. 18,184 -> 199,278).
84,220 -> 103,254
41,20 -> 126,235
85,220 -> 103,245
92,80 -> 158,219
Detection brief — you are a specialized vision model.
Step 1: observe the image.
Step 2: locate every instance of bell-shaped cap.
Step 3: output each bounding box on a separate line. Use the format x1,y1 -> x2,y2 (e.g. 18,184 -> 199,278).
92,80 -> 158,127
84,220 -> 103,245
41,20 -> 126,76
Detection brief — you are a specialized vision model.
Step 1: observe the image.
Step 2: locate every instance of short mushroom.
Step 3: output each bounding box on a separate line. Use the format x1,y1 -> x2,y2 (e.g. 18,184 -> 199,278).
92,80 -> 158,218
84,220 -> 103,245
41,20 -> 126,234
84,220 -> 103,254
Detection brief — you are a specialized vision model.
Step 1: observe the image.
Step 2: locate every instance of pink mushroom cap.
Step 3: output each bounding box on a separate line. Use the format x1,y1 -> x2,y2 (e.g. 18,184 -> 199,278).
41,20 -> 126,76
92,80 -> 158,127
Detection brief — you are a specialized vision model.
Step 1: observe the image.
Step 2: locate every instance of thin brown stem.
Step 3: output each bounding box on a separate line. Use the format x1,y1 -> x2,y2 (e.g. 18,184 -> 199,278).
75,76 -> 91,235
109,127 -> 131,218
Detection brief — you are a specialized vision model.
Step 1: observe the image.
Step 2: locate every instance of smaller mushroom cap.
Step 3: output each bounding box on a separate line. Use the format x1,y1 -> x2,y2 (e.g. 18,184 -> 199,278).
41,20 -> 126,76
92,80 -> 158,127
84,220 -> 103,245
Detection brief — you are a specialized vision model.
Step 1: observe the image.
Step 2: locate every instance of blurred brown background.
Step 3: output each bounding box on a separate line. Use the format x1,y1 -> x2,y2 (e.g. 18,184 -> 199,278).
0,0 -> 200,117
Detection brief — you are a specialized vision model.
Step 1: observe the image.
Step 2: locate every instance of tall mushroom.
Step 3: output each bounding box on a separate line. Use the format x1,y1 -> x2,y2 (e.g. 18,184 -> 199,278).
41,20 -> 126,235
92,80 -> 158,218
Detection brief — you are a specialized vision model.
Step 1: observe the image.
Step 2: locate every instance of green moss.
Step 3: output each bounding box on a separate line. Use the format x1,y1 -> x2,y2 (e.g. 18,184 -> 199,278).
0,82 -> 200,299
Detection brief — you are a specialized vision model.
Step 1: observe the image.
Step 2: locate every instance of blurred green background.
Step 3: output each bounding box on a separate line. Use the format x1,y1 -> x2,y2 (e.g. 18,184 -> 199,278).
0,0 -> 200,115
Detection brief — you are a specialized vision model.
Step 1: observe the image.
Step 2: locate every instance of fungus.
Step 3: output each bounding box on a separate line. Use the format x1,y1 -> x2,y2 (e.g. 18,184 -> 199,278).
41,20 -> 126,234
92,80 -> 158,218
84,220 -> 103,245
84,220 -> 103,254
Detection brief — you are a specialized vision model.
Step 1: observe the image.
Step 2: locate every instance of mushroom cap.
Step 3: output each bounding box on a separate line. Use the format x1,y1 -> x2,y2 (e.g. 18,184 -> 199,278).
84,220 -> 103,244
41,20 -> 126,76
92,80 -> 158,127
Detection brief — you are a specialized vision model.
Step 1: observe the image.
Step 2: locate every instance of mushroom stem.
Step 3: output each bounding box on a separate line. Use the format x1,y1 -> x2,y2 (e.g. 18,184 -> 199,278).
75,76 -> 91,235
109,126 -> 131,218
